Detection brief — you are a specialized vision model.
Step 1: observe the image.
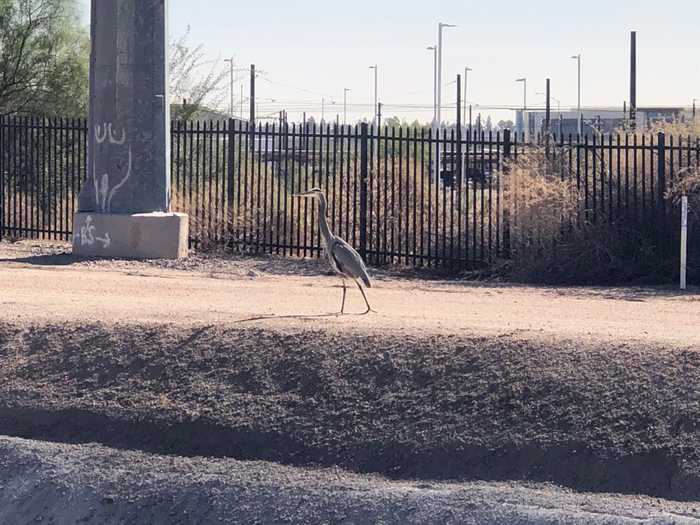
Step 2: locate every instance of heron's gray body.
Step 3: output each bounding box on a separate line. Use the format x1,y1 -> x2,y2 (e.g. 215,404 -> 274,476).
325,236 -> 371,288
296,188 -> 374,313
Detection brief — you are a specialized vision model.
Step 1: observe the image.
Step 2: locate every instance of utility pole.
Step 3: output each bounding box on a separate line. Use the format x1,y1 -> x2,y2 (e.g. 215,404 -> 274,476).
571,54 -> 581,134
249,64 -> 256,152
427,46 -> 437,123
377,102 -> 382,127
545,78 -> 551,134
630,31 -> 637,130
250,64 -> 256,127
343,89 -> 348,126
463,67 -> 472,129
693,98 -> 697,119
224,57 -> 234,118
437,22 -> 457,128
516,77 -> 527,138
456,74 -> 462,186
369,65 -> 378,125
456,74 -> 462,128
469,104 -> 473,132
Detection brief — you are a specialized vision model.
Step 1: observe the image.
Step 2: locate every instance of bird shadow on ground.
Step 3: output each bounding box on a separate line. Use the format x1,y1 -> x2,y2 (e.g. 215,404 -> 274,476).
234,312 -> 374,323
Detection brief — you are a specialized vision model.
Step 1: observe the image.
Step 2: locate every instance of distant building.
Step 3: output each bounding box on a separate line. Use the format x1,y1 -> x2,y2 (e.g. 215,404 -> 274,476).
514,107 -> 686,138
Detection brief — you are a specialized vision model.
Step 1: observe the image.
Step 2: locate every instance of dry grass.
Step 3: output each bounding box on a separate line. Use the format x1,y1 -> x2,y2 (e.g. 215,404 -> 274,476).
497,145 -> 677,284
171,147 -> 501,267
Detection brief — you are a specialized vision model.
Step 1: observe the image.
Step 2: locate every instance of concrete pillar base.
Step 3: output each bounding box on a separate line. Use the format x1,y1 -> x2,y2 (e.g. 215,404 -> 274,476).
72,212 -> 189,259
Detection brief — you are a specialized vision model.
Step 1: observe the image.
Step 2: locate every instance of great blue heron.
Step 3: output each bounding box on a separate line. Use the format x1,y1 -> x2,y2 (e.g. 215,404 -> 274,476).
294,188 -> 374,314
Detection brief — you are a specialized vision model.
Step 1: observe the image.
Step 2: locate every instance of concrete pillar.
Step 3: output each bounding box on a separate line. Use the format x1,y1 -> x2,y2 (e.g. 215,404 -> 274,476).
74,0 -> 188,259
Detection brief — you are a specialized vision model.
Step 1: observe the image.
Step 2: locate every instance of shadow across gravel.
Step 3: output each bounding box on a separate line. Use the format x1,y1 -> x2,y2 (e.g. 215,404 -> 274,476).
1,320 -> 700,502
0,404 -> 689,501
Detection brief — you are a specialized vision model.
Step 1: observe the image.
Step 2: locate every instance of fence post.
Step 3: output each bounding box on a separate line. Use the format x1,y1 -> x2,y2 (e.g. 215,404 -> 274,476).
502,129 -> 511,258
359,122 -> 369,260
0,114 -> 4,242
657,131 -> 666,252
226,118 -> 235,249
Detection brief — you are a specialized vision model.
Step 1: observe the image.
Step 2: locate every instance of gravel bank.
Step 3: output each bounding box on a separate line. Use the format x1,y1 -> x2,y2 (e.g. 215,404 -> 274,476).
1,436 -> 698,524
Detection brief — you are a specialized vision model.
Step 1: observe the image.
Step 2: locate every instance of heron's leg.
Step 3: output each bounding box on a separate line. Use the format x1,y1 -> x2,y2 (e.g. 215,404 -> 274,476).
340,277 -> 347,314
354,279 -> 376,314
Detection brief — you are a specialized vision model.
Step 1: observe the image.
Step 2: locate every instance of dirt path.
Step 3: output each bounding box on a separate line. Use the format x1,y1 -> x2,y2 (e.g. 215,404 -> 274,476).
1,241 -> 698,346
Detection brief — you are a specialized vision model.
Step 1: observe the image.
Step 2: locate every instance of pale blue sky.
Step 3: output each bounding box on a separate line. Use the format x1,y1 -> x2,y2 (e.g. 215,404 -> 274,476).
79,1 -> 700,124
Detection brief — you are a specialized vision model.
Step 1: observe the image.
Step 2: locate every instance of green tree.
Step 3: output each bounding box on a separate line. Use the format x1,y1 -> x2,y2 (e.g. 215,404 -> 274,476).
169,27 -> 227,121
0,0 -> 89,116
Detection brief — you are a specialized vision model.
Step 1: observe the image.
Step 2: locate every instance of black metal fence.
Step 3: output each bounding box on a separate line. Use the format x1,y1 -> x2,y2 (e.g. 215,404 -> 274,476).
1,114 -> 698,272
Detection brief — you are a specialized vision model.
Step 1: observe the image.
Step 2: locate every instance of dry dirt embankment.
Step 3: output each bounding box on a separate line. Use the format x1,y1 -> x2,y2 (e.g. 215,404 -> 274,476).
1,241 -> 700,506
2,436 -> 699,525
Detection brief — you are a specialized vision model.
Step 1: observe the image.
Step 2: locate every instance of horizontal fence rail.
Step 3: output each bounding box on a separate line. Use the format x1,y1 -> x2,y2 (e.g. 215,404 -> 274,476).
1,115 -> 699,273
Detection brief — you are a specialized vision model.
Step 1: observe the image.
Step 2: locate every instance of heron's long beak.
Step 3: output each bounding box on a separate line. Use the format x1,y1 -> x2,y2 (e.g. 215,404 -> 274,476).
293,191 -> 314,198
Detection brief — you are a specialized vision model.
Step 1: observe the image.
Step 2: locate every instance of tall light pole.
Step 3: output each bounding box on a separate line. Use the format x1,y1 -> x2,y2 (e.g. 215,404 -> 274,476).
693,98 -> 697,119
224,57 -> 235,118
516,78 -> 527,137
343,88 -> 350,125
516,78 -> 527,109
571,54 -> 581,134
437,22 -> 457,127
463,67 -> 472,129
369,65 -> 378,125
427,46 -> 437,124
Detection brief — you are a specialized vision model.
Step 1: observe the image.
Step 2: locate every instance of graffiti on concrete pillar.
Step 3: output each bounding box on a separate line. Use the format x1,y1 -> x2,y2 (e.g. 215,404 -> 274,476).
93,122 -> 132,213
73,215 -> 111,249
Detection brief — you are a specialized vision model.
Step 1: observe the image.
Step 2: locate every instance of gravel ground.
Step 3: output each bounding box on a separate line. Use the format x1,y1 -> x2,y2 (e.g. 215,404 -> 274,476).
1,240 -> 700,523
1,436 -> 699,525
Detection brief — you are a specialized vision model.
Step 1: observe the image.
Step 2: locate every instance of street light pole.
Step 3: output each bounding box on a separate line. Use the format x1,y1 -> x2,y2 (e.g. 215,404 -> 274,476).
571,54 -> 581,134
427,46 -> 437,124
516,78 -> 527,109
463,67 -> 472,130
369,65 -> 378,125
437,22 -> 457,127
224,57 -> 234,118
343,88 -> 350,126
516,78 -> 527,137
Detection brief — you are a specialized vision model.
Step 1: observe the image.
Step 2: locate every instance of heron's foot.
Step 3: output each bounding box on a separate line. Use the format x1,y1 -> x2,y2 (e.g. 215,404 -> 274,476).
362,307 -> 377,315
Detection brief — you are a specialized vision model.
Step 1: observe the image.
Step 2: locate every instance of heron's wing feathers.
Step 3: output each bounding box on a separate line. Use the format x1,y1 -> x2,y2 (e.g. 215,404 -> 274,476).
331,237 -> 371,288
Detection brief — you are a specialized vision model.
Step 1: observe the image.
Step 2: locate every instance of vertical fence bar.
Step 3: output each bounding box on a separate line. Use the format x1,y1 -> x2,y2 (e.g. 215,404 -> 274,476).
22,116 -> 28,237
59,117 -> 65,238
10,116 -> 16,237
657,132 -> 666,252
214,120 -> 221,245
397,126 -> 403,262
359,122 -> 369,260
390,126 -> 397,263
284,120 -> 292,255
412,127 -> 418,266
0,115 -> 4,241
501,129 -> 511,258
641,134 -> 647,222
471,130 -> 477,264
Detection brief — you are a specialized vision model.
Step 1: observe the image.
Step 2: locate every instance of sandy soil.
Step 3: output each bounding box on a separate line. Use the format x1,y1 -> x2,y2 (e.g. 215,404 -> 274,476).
1,240 -> 700,523
1,240 -> 699,346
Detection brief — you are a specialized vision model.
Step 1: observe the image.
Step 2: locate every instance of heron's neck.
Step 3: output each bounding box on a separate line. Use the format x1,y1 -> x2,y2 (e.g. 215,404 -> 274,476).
317,195 -> 333,242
